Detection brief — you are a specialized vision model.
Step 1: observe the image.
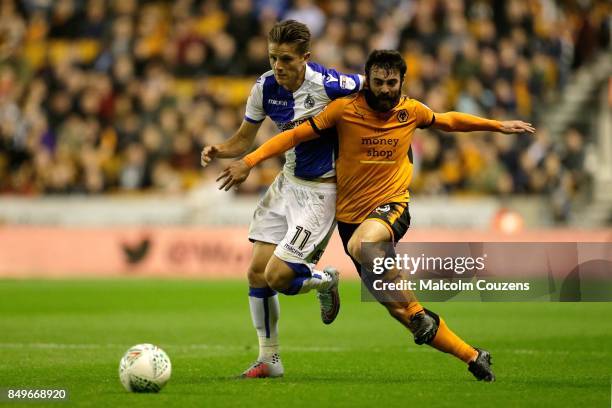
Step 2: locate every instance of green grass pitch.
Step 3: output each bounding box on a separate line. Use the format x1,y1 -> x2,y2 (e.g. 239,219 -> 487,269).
0,279 -> 610,407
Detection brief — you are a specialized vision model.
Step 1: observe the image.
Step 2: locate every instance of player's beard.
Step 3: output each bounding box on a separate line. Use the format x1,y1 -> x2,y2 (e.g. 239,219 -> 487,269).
364,88 -> 401,112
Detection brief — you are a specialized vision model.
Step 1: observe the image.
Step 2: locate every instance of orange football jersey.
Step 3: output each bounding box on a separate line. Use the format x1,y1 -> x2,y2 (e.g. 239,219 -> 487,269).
310,92 -> 435,223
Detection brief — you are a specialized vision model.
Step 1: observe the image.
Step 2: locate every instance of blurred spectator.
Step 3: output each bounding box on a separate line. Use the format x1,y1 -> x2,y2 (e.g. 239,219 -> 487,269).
244,35 -> 271,75
225,0 -> 260,54
48,0 -> 80,39
80,0 -> 108,39
119,142 -> 148,190
0,0 -> 608,208
284,0 -> 326,37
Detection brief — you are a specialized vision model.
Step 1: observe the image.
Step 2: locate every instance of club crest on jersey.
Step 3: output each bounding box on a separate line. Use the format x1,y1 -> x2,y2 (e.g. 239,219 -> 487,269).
304,94 -> 315,109
375,204 -> 391,214
397,109 -> 408,123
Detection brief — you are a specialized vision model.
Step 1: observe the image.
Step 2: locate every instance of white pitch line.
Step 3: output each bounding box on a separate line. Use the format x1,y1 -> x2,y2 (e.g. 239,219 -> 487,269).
0,343 -> 351,353
0,343 -> 609,357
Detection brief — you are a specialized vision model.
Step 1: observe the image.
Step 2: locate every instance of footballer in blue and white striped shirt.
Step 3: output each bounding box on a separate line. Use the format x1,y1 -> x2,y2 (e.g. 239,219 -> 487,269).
201,20 -> 363,378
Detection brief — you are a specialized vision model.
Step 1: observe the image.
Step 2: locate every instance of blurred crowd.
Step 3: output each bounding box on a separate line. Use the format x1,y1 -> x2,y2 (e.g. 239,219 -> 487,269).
0,0 -> 610,219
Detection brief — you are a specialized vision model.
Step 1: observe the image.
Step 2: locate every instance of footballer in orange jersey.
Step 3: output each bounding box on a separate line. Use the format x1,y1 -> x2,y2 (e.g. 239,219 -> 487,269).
219,50 -> 535,382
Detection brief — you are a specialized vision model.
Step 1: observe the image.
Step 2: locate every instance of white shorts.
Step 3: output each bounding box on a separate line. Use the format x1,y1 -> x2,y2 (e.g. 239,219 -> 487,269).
248,172 -> 337,265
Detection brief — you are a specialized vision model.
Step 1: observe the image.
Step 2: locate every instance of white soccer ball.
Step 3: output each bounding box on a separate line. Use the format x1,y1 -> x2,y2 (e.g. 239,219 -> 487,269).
119,344 -> 172,393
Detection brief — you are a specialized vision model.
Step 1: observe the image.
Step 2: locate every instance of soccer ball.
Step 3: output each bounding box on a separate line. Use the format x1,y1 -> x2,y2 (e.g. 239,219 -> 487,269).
119,344 -> 172,393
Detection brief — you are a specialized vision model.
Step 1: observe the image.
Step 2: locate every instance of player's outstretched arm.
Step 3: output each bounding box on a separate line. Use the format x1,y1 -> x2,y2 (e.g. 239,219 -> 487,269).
432,112 -> 535,134
216,121 -> 319,191
201,120 -> 261,167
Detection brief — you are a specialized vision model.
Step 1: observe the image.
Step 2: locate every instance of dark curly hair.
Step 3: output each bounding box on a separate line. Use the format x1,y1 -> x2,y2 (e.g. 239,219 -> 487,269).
365,50 -> 407,83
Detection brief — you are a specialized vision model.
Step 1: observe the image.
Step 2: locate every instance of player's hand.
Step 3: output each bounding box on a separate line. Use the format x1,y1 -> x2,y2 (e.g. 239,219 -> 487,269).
216,160 -> 251,191
499,121 -> 535,134
201,146 -> 218,168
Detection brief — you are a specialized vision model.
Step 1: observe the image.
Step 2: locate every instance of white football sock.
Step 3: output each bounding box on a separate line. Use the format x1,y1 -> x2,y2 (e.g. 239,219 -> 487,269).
248,290 -> 280,363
